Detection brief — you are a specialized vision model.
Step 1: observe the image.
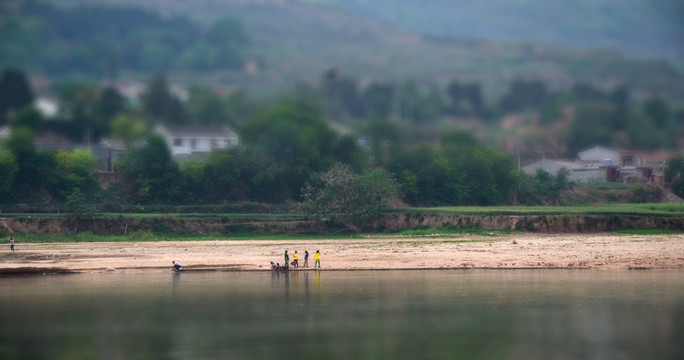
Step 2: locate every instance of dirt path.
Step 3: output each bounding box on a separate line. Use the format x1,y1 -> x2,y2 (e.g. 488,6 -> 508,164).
1,234 -> 683,274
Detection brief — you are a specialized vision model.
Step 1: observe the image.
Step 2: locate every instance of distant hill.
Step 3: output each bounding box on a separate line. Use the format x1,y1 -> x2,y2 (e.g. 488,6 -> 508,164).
337,0 -> 684,70
25,0 -> 684,100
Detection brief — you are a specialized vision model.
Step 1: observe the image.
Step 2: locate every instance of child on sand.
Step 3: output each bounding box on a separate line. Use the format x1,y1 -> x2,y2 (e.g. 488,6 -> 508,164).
293,251 -> 299,268
172,260 -> 182,271
314,250 -> 321,268
9,237 -> 14,252
304,250 -> 309,268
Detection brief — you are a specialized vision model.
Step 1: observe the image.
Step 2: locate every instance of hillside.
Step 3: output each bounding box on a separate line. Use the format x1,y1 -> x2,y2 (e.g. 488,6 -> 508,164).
338,0 -> 684,70
38,0 -> 684,100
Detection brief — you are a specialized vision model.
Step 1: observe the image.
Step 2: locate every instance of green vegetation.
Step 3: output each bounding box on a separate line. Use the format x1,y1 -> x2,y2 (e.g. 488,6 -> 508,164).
1,2 -> 683,220
398,203 -> 684,217
581,183 -> 632,191
5,232 -> 363,243
299,164 -> 399,221
0,213 -> 306,221
1,68 -> 682,214
665,155 -> 684,198
0,2 -> 248,76
4,202 -> 682,219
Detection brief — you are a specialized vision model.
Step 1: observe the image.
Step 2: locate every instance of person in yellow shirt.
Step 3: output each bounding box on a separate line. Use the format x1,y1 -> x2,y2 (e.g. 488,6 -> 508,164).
314,250 -> 321,268
293,251 -> 299,268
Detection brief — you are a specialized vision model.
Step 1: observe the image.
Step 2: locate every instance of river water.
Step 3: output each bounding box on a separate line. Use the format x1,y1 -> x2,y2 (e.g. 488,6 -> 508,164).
1,270 -> 682,360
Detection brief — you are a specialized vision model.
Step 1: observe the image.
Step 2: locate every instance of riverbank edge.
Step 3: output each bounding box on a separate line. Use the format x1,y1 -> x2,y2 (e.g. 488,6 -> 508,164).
0,264 -> 667,275
3,213 -> 684,237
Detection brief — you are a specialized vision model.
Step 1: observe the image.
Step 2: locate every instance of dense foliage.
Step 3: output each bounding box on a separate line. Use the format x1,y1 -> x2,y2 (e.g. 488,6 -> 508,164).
516,169 -> 574,206
298,164 -> 399,221
0,68 -> 34,124
1,65 -> 680,210
0,2 -> 249,76
665,155 -> 684,199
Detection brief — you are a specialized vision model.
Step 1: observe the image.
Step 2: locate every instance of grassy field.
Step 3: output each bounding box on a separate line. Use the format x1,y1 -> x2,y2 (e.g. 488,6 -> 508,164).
0,213 -> 307,220
396,203 -> 684,217
3,203 -> 684,219
6,232 -> 365,244
7,226 -> 679,244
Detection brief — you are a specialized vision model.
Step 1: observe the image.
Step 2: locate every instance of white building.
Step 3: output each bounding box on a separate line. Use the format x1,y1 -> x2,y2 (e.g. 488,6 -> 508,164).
521,159 -> 608,183
154,124 -> 239,159
577,145 -> 621,166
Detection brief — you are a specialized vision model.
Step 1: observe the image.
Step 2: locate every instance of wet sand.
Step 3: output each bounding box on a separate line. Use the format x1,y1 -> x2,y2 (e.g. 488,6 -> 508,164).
1,233 -> 683,274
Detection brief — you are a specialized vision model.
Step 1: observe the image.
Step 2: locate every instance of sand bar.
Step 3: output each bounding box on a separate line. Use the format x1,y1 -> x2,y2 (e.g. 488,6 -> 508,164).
1,234 -> 683,274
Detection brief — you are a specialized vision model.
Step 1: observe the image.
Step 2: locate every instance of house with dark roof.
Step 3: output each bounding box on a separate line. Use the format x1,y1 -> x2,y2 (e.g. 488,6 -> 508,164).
154,124 -> 239,159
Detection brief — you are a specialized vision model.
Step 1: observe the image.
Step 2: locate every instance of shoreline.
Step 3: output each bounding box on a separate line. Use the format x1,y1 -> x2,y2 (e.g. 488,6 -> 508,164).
1,233 -> 683,274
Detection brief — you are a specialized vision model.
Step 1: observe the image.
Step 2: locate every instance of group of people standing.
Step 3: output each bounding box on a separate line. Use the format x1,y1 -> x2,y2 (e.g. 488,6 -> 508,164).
283,249 -> 321,269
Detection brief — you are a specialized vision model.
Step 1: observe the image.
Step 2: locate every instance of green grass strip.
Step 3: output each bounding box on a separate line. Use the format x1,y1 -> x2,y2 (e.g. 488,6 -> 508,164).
5,232 -> 364,244
393,203 -> 684,217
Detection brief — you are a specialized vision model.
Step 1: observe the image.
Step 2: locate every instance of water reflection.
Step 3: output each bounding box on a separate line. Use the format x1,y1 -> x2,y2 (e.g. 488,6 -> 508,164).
1,270 -> 683,360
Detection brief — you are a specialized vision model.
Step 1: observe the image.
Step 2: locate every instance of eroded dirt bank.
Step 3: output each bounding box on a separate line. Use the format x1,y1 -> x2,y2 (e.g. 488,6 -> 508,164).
1,214 -> 684,236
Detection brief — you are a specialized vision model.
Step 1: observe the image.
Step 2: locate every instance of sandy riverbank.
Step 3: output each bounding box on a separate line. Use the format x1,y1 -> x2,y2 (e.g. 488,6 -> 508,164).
1,233 -> 683,274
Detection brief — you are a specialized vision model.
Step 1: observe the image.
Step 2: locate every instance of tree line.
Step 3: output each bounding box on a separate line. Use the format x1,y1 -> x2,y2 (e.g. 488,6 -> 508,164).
0,1 -> 249,76
319,73 -> 684,155
0,70 -> 522,213
1,67 -> 681,216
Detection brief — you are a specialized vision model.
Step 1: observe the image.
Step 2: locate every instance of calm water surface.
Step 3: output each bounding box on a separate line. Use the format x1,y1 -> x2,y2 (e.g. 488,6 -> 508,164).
1,270 -> 683,360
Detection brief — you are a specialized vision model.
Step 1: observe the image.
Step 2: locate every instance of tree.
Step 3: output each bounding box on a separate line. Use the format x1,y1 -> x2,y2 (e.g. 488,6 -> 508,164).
359,121 -> 407,167
516,168 -> 573,205
65,188 -> 93,219
10,105 -> 43,132
448,80 -> 487,117
299,164 -> 399,222
0,151 -> 18,201
462,83 -> 485,118
627,184 -> 662,203
141,73 -> 187,124
2,127 -> 59,196
389,145 -> 465,206
240,102 -> 338,200
204,16 -> 249,68
642,97 -> 670,128
54,149 -> 99,198
54,83 -> 125,142
118,134 -> 180,202
186,86 -> 230,126
111,114 -> 148,148
332,134 -> 367,173
571,83 -> 607,102
201,148 -> 245,202
446,80 -> 463,113
665,155 -> 684,198
566,103 -> 616,155
320,71 -> 363,119
362,82 -> 395,120
499,79 -> 548,113
179,159 -> 206,201
0,68 -> 34,124
97,87 -> 126,124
